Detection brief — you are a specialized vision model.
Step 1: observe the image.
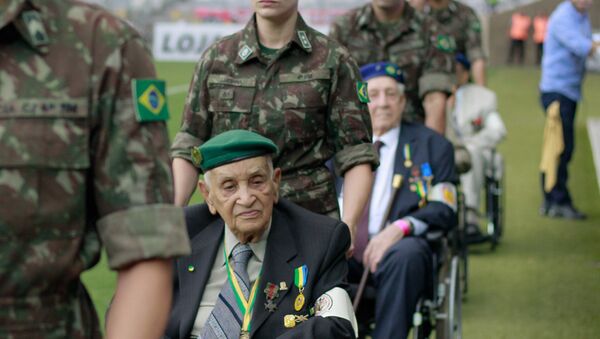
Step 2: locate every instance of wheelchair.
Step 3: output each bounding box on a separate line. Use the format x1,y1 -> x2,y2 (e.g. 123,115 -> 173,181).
484,149 -> 505,249
352,221 -> 465,339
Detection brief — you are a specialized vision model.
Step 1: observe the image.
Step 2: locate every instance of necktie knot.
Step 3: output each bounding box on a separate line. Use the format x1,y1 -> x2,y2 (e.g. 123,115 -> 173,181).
232,243 -> 253,269
373,140 -> 384,155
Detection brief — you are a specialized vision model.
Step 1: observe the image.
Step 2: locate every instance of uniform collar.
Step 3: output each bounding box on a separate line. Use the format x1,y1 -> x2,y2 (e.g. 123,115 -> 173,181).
425,1 -> 457,21
224,219 -> 272,263
358,3 -> 416,35
2,0 -> 50,54
235,13 -> 313,65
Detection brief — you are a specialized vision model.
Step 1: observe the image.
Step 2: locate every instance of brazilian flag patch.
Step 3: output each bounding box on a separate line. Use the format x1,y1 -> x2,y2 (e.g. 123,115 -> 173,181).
357,81 -> 369,103
132,79 -> 169,122
435,35 -> 456,53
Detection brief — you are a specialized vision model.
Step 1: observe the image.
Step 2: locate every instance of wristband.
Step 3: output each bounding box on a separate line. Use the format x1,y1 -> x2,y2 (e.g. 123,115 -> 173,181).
393,219 -> 412,236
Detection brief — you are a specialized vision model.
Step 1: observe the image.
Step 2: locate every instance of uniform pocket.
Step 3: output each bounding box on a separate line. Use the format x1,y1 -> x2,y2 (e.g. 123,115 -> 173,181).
280,70 -> 330,143
207,75 -> 256,132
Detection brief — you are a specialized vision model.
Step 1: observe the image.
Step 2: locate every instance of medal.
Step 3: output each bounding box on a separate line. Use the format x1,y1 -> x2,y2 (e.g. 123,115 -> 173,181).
264,282 -> 279,312
403,144 -> 413,168
293,265 -> 308,311
284,314 -> 296,328
279,281 -> 288,291
240,330 -> 250,339
294,293 -> 305,312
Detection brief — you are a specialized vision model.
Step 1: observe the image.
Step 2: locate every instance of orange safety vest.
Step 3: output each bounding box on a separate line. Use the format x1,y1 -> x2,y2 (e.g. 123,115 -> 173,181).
533,16 -> 548,43
510,13 -> 531,40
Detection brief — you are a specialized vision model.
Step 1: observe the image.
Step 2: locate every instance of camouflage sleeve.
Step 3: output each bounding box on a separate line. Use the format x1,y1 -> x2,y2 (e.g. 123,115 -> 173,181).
92,33 -> 190,270
419,18 -> 455,98
465,9 -> 485,61
328,53 -> 378,176
170,50 -> 214,162
328,17 -> 344,44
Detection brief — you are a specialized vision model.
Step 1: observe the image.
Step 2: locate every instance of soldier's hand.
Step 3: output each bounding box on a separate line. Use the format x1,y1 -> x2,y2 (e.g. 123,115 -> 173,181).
363,225 -> 404,273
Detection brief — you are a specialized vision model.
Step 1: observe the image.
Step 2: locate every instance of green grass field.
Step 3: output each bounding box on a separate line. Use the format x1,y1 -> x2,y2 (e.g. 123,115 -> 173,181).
81,64 -> 600,337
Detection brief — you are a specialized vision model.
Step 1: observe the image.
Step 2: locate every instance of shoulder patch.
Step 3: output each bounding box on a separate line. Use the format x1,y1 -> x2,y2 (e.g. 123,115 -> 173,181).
356,81 -> 369,103
434,34 -> 456,53
471,20 -> 481,33
132,79 -> 169,122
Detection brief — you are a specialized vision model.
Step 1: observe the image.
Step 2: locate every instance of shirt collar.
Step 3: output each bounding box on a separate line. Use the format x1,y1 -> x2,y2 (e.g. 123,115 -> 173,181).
235,13 -> 313,65
224,219 -> 272,263
374,125 -> 401,148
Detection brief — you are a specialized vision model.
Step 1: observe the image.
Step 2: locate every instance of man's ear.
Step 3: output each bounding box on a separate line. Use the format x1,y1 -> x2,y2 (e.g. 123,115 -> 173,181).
272,167 -> 282,203
198,180 -> 217,215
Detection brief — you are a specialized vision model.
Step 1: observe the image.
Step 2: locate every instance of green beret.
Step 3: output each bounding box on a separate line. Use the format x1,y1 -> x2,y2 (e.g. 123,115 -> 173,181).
191,130 -> 278,172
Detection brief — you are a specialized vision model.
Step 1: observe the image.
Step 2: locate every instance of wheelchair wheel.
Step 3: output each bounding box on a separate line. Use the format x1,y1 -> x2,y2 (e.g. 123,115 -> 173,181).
485,173 -> 504,250
435,256 -> 462,339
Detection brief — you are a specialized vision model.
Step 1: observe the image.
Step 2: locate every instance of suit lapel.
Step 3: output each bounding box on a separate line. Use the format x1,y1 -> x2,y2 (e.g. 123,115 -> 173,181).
178,219 -> 224,337
250,208 -> 300,335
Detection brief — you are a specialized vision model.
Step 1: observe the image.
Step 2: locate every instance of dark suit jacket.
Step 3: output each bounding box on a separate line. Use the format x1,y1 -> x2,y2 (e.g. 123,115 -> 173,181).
387,122 -> 458,233
164,199 -> 355,339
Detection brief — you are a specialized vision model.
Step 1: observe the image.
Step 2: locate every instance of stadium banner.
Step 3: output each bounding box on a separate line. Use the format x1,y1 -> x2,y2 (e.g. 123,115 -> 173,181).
153,22 -> 243,61
153,22 -> 329,62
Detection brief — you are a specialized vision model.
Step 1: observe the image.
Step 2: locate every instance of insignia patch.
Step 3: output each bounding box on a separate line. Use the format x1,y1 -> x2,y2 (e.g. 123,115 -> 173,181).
297,31 -> 312,50
238,45 -> 253,61
22,11 -> 49,46
427,182 -> 457,212
191,147 -> 202,167
471,21 -> 481,32
132,79 -> 169,122
435,35 -> 456,53
356,81 -> 369,103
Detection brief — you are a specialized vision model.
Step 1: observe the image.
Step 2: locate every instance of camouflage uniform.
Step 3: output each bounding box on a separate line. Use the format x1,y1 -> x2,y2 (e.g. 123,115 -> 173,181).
171,15 -> 378,216
424,0 -> 485,62
329,3 -> 454,123
0,1 -> 190,338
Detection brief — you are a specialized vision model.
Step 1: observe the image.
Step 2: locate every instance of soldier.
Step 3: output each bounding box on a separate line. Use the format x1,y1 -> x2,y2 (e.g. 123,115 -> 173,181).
423,0 -> 487,85
329,0 -> 454,134
171,0 -> 379,255
0,1 -> 190,338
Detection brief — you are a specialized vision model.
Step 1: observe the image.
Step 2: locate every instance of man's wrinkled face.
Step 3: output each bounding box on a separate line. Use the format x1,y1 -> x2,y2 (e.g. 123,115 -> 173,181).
571,0 -> 592,12
367,76 -> 406,136
199,156 -> 281,241
252,0 -> 298,21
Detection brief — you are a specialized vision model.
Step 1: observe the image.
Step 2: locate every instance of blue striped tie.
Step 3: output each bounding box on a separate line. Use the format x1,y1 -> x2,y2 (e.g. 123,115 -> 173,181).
201,243 -> 253,339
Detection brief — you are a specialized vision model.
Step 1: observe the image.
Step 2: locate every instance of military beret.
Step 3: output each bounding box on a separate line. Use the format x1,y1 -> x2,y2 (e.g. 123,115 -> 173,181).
191,130 -> 278,172
360,62 -> 404,83
455,53 -> 471,70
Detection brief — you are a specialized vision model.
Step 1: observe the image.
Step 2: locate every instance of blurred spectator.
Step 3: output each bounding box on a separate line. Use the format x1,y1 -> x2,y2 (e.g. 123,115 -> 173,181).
533,12 -> 548,65
538,0 -> 600,220
507,11 -> 531,65
448,54 -> 506,239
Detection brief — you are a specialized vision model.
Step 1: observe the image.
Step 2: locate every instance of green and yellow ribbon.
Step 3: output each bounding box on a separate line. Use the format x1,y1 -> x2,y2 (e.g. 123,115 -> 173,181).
223,240 -> 262,333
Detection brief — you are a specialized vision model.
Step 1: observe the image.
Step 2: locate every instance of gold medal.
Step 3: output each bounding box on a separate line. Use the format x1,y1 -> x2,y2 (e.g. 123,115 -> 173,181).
404,159 -> 412,168
284,314 -> 296,328
240,330 -> 250,339
294,293 -> 305,311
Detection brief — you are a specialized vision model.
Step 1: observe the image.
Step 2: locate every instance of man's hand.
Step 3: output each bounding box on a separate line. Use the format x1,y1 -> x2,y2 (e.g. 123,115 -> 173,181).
363,224 -> 404,273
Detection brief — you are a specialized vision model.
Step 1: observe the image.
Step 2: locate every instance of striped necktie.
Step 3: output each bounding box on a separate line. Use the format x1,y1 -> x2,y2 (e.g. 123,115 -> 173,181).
201,243 -> 253,339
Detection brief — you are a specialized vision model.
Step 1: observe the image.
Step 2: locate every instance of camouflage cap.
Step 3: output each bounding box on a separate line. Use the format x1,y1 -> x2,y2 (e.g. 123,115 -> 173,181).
360,62 -> 404,83
192,130 -> 279,172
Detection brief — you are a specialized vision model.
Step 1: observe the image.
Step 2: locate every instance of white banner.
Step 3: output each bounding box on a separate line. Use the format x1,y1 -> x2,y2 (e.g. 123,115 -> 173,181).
153,22 -> 243,62
153,22 -> 329,62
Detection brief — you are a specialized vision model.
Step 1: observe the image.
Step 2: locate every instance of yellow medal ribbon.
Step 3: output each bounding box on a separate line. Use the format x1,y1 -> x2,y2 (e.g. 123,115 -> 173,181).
223,240 -> 262,334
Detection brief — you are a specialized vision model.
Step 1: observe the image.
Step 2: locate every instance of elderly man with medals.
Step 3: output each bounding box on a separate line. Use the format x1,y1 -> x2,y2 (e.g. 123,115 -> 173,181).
164,130 -> 358,339
338,62 -> 458,338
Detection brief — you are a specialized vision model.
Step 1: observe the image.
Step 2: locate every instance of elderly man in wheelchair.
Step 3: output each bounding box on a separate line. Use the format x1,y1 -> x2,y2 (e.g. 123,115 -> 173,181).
337,62 -> 459,338
447,54 -> 507,246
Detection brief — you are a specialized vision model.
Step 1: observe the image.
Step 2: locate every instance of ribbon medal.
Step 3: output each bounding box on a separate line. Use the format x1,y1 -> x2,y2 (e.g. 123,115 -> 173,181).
294,265 -> 308,311
264,282 -> 279,313
403,144 -> 413,168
